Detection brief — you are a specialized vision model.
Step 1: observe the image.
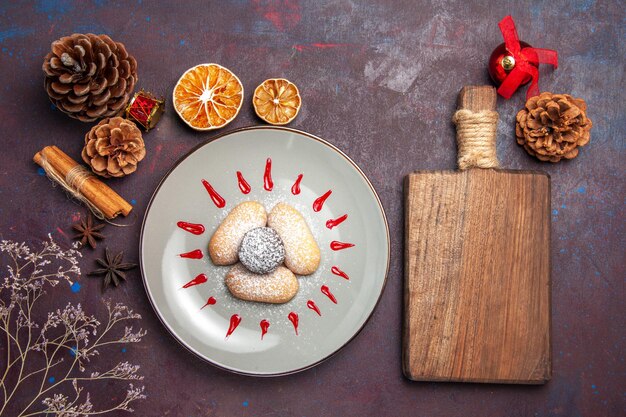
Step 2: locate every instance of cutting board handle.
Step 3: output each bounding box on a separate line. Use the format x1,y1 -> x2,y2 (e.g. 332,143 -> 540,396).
452,86 -> 499,170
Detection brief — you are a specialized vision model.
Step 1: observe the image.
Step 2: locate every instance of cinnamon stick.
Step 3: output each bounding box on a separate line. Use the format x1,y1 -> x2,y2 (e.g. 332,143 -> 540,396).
33,146 -> 132,219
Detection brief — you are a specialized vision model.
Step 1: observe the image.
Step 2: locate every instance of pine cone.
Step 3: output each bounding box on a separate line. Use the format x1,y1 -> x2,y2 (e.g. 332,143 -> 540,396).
43,33 -> 138,122
82,117 -> 146,178
516,92 -> 592,162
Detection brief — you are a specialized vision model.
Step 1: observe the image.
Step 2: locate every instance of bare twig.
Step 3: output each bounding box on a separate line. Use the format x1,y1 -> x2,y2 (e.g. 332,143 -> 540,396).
0,236 -> 146,416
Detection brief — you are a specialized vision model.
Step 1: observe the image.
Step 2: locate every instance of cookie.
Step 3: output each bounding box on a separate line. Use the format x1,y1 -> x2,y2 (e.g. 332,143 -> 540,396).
208,201 -> 267,265
267,202 -> 320,275
238,227 -> 285,274
225,263 -> 298,304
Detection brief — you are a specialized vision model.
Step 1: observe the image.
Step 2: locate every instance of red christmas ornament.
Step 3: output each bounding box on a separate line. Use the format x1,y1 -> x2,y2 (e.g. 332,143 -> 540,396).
488,40 -> 533,86
488,16 -> 558,100
124,90 -> 164,131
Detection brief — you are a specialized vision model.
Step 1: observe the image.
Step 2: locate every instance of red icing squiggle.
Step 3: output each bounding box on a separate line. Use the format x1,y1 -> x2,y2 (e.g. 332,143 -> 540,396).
260,319 -> 270,339
307,300 -> 321,316
263,158 -> 273,191
179,249 -> 203,259
200,296 -> 216,309
326,214 -> 347,229
288,312 -> 299,335
236,171 -> 251,194
226,314 -> 241,338
176,221 -> 205,235
291,174 -> 303,195
201,179 -> 226,208
321,285 -> 337,304
331,266 -> 349,280
182,273 -> 207,288
330,241 -> 355,251
313,190 -> 332,212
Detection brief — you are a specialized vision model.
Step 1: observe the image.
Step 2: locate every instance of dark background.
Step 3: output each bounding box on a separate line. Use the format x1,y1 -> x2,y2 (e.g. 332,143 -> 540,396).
0,1 -> 623,416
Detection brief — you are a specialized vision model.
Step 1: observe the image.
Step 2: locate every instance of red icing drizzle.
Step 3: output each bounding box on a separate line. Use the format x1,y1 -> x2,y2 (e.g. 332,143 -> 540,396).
226,314 -> 241,338
236,171 -> 251,194
200,296 -> 216,309
179,249 -> 203,259
288,312 -> 299,335
201,179 -> 226,208
260,319 -> 270,340
182,273 -> 207,288
330,241 -> 355,251
263,158 -> 273,191
331,266 -> 349,280
321,285 -> 337,304
291,174 -> 303,195
307,300 -> 321,316
312,190 -> 332,212
326,214 -> 347,229
176,221 -> 205,235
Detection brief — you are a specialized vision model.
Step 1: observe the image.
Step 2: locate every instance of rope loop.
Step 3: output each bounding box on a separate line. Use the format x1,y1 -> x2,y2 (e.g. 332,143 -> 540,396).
452,109 -> 499,170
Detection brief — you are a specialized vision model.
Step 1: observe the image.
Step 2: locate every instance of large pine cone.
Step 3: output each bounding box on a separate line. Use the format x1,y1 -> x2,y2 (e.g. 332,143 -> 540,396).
82,117 -> 146,178
43,33 -> 138,122
516,92 -> 592,162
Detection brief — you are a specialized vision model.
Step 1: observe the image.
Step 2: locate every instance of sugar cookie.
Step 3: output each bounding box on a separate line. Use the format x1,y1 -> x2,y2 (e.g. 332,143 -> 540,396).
208,201 -> 267,265
267,202 -> 320,275
225,263 -> 298,304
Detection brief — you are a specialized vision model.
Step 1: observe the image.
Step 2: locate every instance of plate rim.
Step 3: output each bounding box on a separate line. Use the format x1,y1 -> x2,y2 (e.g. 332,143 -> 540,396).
139,125 -> 390,377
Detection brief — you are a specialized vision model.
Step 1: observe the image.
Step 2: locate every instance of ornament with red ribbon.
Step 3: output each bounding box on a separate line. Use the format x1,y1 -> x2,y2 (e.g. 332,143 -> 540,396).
488,15 -> 558,100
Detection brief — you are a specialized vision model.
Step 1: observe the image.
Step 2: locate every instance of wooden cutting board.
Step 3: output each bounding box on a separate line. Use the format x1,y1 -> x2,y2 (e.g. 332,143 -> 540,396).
402,86 -> 551,384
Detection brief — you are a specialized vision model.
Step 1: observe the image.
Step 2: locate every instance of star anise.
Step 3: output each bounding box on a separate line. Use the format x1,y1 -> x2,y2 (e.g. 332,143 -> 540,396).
89,247 -> 137,290
72,213 -> 105,249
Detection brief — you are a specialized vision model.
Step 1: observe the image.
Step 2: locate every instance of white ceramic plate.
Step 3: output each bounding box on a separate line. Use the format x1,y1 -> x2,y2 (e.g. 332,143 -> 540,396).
140,126 -> 389,375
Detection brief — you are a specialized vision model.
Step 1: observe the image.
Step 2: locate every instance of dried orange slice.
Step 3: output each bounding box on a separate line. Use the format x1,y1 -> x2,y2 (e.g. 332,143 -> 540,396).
173,63 -> 243,131
253,78 -> 301,125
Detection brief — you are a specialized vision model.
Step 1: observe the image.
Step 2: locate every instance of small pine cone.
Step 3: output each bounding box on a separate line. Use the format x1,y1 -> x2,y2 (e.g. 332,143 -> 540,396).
82,117 -> 146,178
43,33 -> 138,122
515,92 -> 592,162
